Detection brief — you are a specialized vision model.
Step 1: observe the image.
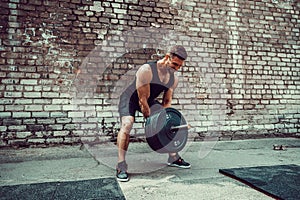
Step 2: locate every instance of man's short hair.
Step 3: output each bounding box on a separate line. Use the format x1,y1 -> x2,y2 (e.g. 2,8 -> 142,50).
169,45 -> 187,60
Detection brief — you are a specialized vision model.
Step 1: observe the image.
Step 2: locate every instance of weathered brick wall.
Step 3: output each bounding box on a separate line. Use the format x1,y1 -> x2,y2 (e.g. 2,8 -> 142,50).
0,0 -> 299,147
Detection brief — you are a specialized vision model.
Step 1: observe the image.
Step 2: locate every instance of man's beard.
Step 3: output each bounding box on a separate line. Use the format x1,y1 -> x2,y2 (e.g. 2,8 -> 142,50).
167,66 -> 176,73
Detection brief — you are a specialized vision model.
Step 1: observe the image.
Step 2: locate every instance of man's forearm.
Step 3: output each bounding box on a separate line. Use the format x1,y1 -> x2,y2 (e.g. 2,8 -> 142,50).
139,97 -> 150,118
162,89 -> 173,108
162,99 -> 172,108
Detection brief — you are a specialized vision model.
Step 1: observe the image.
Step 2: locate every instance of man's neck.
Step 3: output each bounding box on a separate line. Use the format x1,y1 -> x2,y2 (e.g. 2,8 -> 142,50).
157,59 -> 169,73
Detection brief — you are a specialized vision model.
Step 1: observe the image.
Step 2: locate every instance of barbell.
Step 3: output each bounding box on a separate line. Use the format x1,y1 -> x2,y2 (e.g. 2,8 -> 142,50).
145,107 -> 189,153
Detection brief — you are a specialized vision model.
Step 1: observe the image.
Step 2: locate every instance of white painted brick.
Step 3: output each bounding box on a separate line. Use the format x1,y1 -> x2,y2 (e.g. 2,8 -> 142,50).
53,131 -> 69,137
0,126 -> 7,132
52,99 -> 70,104
15,99 -> 33,104
81,123 -> 97,129
51,112 -> 67,118
0,112 -> 11,118
68,112 -> 84,118
13,112 -> 31,118
48,124 -> 63,130
25,105 -> 43,111
62,105 -> 74,110
4,92 -> 22,98
28,138 -> 46,144
24,92 -> 41,98
42,92 -> 59,98
34,99 -> 52,104
44,105 -> 61,111
8,125 -> 26,131
16,131 -> 32,138
97,111 -> 113,118
46,138 -> 64,143
56,118 -> 72,124
37,118 -> 55,124
20,79 -> 37,85
32,112 -> 50,118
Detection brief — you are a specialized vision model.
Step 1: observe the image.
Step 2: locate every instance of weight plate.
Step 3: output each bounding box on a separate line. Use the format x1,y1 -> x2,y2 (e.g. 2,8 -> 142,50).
145,107 -> 188,153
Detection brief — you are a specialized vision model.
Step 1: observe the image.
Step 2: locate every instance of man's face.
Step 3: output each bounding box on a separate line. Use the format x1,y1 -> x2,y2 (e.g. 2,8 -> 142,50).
167,56 -> 184,71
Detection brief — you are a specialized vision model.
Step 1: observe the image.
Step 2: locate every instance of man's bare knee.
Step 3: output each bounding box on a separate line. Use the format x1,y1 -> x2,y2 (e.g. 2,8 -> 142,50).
120,116 -> 134,133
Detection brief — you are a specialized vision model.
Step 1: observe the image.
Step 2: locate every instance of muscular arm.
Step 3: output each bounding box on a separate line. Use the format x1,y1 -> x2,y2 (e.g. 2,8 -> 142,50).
162,75 -> 179,108
136,64 -> 152,118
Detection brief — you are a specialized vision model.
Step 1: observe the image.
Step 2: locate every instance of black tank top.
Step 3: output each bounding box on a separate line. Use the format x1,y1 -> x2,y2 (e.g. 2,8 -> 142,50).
122,61 -> 175,104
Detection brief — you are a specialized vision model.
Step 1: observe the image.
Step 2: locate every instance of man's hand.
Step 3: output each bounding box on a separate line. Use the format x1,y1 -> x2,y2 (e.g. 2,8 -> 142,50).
140,102 -> 150,118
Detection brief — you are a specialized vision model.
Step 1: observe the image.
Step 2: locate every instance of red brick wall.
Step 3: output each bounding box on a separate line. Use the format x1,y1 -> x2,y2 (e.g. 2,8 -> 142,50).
0,0 -> 299,147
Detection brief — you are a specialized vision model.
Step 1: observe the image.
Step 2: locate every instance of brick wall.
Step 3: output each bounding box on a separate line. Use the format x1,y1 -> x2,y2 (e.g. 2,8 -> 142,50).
0,0 -> 299,147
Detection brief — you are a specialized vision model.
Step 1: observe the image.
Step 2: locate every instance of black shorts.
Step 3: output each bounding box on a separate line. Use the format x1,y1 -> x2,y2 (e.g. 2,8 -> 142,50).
118,93 -> 140,117
118,94 -> 163,118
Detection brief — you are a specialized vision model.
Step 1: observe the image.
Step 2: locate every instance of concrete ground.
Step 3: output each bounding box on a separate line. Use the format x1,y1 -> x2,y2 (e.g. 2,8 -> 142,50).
0,138 -> 299,200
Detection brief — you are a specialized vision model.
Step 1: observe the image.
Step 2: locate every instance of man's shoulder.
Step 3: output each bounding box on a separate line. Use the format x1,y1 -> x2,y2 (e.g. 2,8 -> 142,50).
138,63 -> 151,71
136,63 -> 153,81
141,61 -> 156,68
136,61 -> 158,80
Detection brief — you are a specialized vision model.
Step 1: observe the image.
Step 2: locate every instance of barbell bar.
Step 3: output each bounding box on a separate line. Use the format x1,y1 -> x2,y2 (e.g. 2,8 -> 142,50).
170,124 -> 191,131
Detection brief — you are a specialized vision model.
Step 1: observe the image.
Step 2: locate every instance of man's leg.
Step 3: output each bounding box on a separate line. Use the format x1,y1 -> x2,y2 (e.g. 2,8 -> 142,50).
117,116 -> 134,162
116,116 -> 134,182
169,152 -> 177,158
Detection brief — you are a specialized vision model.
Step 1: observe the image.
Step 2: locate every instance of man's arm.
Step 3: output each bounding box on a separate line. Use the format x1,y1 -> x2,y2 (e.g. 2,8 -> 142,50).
162,75 -> 179,108
136,64 -> 152,118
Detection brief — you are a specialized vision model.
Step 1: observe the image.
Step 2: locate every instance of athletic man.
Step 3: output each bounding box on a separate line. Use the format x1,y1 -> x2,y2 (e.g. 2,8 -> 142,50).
116,45 -> 191,182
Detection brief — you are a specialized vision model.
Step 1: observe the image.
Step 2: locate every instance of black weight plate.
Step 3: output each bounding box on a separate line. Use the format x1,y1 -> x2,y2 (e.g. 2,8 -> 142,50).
145,109 -> 166,151
157,108 -> 188,153
145,107 -> 188,153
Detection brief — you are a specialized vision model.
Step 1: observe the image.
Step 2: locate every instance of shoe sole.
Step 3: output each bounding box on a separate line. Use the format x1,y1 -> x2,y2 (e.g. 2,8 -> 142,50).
167,163 -> 191,169
117,177 -> 129,182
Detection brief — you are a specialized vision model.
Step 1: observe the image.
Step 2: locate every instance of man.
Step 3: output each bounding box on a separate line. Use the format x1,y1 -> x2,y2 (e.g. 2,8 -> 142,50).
116,45 -> 191,182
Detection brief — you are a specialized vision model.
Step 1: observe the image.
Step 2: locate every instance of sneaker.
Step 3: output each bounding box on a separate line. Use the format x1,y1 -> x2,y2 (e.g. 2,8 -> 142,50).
116,161 -> 129,182
167,155 -> 191,169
